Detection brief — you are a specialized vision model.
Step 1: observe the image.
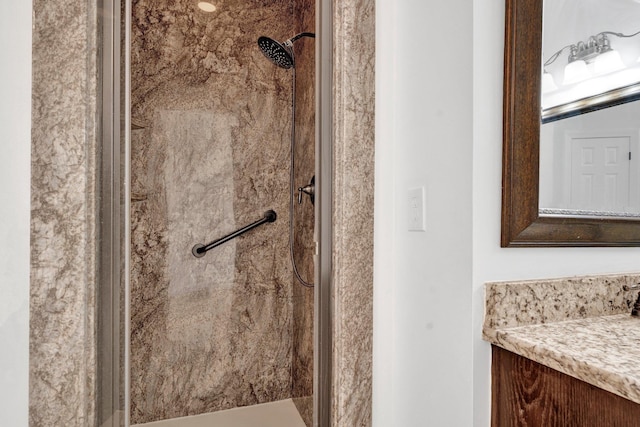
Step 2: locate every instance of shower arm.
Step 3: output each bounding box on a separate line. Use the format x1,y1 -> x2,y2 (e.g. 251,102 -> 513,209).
284,32 -> 316,47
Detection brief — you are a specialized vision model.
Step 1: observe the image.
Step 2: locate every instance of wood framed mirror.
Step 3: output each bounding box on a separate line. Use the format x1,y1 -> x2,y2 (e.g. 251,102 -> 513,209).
501,0 -> 640,247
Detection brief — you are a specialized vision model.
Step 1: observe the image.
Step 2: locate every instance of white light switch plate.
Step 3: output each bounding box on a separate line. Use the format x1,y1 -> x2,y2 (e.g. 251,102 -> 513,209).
408,187 -> 426,232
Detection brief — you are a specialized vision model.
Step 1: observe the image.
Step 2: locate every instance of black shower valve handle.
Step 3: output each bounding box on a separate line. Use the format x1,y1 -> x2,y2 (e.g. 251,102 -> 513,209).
297,185 -> 312,204
297,180 -> 315,205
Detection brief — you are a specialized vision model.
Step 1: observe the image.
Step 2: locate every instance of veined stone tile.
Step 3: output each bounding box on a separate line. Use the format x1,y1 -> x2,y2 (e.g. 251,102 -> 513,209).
130,0 -> 315,423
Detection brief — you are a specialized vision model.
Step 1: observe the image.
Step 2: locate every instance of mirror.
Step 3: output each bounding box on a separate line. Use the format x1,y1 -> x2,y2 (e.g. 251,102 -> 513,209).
539,0 -> 640,219
501,0 -> 640,246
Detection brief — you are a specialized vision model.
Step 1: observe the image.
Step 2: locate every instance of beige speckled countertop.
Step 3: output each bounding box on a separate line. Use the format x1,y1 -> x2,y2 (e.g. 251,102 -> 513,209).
483,273 -> 640,405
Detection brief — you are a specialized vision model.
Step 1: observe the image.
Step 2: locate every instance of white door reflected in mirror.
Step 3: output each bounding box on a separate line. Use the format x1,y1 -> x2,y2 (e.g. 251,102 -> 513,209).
539,102 -> 640,218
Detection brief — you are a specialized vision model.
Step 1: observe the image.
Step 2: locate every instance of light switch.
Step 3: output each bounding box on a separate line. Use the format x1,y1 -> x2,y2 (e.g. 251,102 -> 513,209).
408,187 -> 426,232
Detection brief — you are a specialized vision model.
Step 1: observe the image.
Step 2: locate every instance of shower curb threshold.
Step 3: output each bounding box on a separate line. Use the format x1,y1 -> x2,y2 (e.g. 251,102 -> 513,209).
131,398 -> 307,427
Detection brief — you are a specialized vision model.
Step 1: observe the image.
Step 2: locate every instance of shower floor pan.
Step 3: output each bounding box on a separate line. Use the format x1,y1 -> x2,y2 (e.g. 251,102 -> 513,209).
132,399 -> 307,427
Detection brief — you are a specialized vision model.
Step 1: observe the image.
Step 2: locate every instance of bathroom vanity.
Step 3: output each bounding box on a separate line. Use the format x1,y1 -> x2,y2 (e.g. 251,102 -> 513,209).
483,274 -> 640,426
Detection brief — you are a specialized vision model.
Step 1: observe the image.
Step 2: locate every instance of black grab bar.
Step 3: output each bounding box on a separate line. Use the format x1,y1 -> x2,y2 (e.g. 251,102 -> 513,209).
192,210 -> 277,258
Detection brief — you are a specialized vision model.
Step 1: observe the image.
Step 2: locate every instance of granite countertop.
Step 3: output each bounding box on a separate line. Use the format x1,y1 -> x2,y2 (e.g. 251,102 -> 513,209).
483,273 -> 640,405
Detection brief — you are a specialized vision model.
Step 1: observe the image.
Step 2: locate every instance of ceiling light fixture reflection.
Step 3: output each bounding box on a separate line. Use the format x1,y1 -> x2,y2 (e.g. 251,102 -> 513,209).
541,29 -> 640,112
198,1 -> 217,12
544,30 -> 640,84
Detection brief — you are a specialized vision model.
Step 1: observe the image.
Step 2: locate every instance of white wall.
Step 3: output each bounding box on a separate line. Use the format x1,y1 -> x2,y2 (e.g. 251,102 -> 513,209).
375,0 -> 640,426
0,2 -> 31,426
374,0 -> 474,425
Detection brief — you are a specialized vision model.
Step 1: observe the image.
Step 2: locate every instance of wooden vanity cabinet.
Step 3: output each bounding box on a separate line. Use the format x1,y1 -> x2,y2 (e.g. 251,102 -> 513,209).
491,346 -> 640,426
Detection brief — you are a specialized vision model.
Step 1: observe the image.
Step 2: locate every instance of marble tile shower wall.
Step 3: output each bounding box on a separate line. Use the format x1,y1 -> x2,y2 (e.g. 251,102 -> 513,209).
30,0 -> 376,425
130,0 -> 314,423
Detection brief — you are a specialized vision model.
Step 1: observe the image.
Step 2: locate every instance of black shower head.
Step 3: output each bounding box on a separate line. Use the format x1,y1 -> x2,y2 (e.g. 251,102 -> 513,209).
257,32 -> 316,69
258,36 -> 294,69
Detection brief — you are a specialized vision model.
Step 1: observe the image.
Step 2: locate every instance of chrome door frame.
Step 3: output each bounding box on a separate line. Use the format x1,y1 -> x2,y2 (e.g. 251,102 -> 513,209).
97,0 -> 130,425
99,0 -> 331,425
315,0 -> 333,424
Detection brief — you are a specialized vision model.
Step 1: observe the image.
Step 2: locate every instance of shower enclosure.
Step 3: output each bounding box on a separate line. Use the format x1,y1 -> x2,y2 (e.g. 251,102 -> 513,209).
97,0 -> 333,425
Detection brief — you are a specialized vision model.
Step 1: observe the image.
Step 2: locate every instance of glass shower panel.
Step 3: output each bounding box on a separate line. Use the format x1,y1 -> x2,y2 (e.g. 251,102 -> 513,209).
128,0 -> 315,425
